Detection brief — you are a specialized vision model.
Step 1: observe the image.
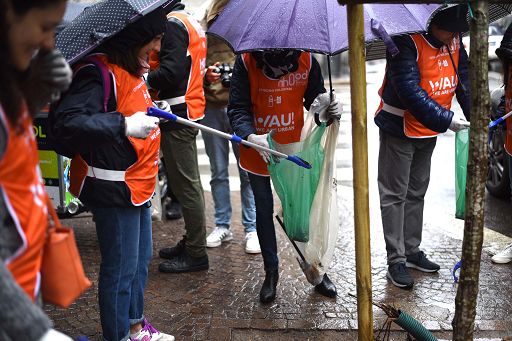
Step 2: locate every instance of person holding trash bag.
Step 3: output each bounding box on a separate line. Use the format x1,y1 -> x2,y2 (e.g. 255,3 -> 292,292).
374,4 -> 471,290
0,0 -> 73,340
147,1 -> 210,274
50,7 -> 175,341
491,22 -> 512,265
228,49 -> 341,304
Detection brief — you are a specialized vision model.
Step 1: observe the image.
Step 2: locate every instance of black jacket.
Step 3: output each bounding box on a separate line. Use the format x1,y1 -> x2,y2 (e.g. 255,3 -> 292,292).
375,32 -> 471,139
227,54 -> 326,140
147,13 -> 191,131
50,64 -> 138,207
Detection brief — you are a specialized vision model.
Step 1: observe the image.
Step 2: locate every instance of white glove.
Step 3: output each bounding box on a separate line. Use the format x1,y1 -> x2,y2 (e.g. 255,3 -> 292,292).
313,92 -> 342,122
32,49 -> 73,99
247,130 -> 275,163
39,329 -> 73,341
326,95 -> 342,120
125,112 -> 159,139
449,111 -> 470,132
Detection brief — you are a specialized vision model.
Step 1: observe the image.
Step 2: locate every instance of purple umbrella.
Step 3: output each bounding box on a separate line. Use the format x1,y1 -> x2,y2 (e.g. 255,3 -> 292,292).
208,0 -> 441,93
208,1 -> 512,91
207,1 -> 444,57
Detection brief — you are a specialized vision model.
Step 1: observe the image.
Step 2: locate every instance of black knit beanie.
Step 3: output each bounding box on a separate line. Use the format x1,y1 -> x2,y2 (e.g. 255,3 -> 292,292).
430,5 -> 469,33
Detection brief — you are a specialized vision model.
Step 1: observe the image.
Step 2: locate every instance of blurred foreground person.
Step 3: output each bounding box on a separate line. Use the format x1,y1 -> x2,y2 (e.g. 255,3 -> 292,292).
0,0 -> 72,340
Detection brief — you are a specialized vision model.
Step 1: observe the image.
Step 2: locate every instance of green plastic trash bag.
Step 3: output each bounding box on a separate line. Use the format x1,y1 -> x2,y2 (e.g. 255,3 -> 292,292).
455,129 -> 469,220
268,123 -> 326,242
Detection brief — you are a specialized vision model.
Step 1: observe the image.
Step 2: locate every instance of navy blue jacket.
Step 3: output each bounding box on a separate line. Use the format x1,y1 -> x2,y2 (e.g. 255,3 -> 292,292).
375,32 -> 471,139
228,54 -> 326,140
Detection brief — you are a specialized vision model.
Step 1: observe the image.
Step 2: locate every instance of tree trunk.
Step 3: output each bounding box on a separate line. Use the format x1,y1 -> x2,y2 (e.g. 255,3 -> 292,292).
452,2 -> 489,340
347,4 -> 374,341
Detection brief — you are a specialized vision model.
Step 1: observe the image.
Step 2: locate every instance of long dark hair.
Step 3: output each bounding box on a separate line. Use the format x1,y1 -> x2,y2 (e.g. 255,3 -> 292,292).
100,37 -> 155,76
0,0 -> 65,127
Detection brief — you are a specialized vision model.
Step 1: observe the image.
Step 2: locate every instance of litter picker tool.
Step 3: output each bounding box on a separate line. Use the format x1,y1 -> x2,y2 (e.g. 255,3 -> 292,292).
147,107 -> 312,169
489,110 -> 512,129
275,215 -> 323,286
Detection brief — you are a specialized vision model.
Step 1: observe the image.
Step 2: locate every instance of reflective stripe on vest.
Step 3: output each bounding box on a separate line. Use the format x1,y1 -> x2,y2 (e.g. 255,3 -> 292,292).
239,52 -> 311,176
0,105 -> 47,300
69,56 -> 160,206
87,166 -> 125,181
505,68 -> 512,155
150,12 -> 206,121
378,34 -> 460,138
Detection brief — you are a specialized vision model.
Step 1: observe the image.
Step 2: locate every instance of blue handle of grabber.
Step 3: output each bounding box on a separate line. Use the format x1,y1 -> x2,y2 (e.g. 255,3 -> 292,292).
489,117 -> 504,129
147,107 -> 178,122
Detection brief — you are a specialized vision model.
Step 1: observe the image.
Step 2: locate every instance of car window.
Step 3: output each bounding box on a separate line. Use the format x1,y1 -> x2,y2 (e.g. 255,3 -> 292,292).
489,26 -> 502,36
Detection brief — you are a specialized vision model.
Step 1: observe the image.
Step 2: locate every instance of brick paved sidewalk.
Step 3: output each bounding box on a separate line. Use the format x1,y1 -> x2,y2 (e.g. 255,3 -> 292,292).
45,190 -> 512,340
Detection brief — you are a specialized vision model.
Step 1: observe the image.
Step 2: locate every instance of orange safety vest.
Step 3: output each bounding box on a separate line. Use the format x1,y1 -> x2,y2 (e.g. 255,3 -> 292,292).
239,52 -> 311,176
505,68 -> 512,156
378,34 -> 460,138
0,105 -> 47,300
149,11 -> 206,121
70,56 -> 160,206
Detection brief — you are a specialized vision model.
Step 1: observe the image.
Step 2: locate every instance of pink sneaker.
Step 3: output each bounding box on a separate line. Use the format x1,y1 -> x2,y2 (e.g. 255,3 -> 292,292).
130,319 -> 175,341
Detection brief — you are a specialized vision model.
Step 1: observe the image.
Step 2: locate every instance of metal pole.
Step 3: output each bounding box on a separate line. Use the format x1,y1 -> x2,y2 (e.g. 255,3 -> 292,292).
347,4 -> 374,341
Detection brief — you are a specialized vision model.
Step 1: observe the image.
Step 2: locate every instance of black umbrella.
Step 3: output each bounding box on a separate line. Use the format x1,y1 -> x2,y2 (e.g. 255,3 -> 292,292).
56,0 -> 174,64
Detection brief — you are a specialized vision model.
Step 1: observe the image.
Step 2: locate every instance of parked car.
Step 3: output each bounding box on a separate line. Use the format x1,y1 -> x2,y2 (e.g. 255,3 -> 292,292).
487,87 -> 511,199
462,25 -> 504,61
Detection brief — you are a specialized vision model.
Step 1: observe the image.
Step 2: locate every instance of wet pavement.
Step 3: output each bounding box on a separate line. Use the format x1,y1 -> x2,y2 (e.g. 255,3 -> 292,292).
44,65 -> 512,340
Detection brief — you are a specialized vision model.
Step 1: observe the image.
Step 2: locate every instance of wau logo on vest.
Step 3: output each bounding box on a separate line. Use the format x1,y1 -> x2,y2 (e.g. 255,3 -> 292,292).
278,71 -> 308,88
256,112 -> 295,132
428,76 -> 457,93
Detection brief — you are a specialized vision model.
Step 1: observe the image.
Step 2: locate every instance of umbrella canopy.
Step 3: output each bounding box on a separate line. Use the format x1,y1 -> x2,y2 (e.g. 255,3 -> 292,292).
208,1 -> 512,60
208,0 -> 440,56
56,0 -> 174,64
56,2 -> 91,34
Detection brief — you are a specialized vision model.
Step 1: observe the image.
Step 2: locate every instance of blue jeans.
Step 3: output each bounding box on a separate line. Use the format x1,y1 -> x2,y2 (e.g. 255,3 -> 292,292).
247,173 -> 278,270
202,106 -> 256,233
91,205 -> 152,341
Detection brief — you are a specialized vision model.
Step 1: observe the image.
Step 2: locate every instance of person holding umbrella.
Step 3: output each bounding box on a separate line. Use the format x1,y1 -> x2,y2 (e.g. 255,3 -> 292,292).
374,4 -> 471,289
491,22 -> 512,265
50,5 -> 174,341
228,50 -> 341,303
0,0 -> 73,340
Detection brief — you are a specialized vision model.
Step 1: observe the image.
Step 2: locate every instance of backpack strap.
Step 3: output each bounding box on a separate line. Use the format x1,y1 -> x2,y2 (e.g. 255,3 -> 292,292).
73,55 -> 112,112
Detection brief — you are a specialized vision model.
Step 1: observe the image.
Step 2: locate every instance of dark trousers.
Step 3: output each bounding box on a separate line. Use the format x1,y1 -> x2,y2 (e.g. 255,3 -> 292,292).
248,173 -> 278,270
160,127 -> 206,257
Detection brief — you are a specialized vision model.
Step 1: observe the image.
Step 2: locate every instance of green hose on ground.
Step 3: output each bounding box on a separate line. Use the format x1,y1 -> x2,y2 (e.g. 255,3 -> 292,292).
394,310 -> 438,341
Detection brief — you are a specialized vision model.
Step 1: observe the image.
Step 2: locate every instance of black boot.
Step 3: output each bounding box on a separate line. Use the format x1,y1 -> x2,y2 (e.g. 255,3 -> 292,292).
158,249 -> 209,273
165,200 -> 182,220
314,274 -> 337,298
159,236 -> 186,259
259,269 -> 279,304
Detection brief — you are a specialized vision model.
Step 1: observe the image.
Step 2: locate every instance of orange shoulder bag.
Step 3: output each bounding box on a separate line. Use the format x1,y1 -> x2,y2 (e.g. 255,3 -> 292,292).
41,197 -> 91,308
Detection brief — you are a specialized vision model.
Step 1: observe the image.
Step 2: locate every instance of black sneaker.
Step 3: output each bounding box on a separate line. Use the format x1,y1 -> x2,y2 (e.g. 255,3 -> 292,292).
158,250 -> 209,273
386,262 -> 414,289
159,236 -> 186,259
406,251 -> 440,273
